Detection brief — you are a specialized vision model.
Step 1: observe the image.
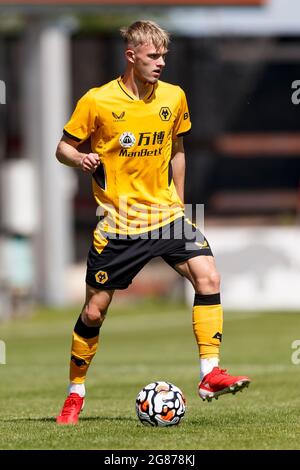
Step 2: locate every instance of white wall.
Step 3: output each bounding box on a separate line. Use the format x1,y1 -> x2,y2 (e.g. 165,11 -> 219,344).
168,0 -> 300,36
186,226 -> 300,311
0,159 -> 39,236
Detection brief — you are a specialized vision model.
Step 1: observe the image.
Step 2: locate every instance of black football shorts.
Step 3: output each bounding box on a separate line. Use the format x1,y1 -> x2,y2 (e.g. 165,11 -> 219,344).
85,217 -> 213,290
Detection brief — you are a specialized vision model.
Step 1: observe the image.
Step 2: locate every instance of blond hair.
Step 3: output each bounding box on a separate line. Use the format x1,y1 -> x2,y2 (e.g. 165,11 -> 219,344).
120,20 -> 170,50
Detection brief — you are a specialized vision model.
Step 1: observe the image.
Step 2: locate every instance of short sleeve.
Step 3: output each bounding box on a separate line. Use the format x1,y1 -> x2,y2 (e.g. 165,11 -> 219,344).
63,91 -> 96,142
172,88 -> 192,138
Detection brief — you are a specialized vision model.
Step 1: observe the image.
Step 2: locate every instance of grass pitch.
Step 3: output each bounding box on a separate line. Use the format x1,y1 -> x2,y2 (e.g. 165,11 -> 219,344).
0,298 -> 299,450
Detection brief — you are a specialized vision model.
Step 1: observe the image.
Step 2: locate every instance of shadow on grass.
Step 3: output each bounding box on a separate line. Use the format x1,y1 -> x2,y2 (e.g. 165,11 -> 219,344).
1,416 -> 137,423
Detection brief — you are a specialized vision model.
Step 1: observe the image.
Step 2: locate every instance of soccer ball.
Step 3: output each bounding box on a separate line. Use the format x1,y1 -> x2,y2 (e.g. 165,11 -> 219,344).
136,381 -> 186,427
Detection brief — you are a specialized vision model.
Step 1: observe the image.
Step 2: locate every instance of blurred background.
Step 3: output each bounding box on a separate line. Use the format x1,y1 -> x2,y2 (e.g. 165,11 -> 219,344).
0,0 -> 300,318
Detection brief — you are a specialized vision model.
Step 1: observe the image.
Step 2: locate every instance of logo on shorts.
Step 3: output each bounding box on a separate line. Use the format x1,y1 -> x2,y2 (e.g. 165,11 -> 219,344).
119,132 -> 136,148
95,270 -> 108,284
195,239 -> 208,249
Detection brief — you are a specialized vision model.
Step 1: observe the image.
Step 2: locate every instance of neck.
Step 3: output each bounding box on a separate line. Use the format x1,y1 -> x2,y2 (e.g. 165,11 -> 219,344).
122,69 -> 152,100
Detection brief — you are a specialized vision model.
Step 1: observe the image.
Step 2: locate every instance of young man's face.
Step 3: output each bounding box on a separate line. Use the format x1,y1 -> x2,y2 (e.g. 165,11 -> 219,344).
131,42 -> 168,84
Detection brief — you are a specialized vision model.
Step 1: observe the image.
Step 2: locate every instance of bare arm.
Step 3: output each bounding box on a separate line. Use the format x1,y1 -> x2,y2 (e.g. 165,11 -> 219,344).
171,136 -> 185,204
56,135 -> 100,173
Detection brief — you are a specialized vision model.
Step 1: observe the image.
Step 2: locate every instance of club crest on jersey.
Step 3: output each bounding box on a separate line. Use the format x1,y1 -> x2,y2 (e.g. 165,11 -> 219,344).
119,132 -> 136,148
159,107 -> 172,121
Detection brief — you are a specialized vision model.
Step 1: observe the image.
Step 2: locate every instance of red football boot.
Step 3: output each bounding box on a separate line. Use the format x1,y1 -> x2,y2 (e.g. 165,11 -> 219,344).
56,393 -> 85,424
199,367 -> 251,402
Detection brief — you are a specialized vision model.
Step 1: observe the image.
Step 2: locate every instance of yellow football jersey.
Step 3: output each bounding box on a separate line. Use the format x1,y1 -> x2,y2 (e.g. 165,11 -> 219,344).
63,77 -> 191,244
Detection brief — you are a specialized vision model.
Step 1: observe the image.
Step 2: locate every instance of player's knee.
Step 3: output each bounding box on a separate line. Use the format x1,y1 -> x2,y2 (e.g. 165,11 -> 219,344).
82,303 -> 106,327
194,270 -> 221,294
210,270 -> 221,291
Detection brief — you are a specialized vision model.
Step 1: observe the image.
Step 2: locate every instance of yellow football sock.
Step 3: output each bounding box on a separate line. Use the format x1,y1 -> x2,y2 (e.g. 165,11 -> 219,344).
192,293 -> 223,359
69,316 -> 100,384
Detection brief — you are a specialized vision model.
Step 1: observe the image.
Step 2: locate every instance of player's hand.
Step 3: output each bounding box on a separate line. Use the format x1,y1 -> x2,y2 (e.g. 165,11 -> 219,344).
80,153 -> 100,173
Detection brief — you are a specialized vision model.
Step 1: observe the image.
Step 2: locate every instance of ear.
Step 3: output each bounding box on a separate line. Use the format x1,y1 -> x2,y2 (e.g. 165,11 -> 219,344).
125,48 -> 135,64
